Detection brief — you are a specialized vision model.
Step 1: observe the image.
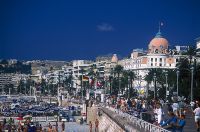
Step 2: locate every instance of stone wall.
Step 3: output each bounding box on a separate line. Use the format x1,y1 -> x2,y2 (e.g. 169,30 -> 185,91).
87,106 -> 139,132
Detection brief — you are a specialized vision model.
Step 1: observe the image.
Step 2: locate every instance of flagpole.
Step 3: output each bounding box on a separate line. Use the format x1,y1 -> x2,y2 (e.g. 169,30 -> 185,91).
81,69 -> 83,101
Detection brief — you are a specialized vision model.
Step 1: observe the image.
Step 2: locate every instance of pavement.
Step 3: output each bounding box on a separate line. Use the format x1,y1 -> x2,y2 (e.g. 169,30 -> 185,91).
40,122 -> 89,132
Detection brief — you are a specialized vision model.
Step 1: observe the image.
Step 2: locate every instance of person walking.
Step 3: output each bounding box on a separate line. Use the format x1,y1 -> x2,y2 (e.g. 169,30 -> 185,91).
172,101 -> 180,117
155,103 -> 163,125
193,103 -> 200,131
55,122 -> 58,132
39,124 -> 42,132
89,121 -> 92,132
175,114 -> 186,132
95,119 -> 99,132
61,121 -> 65,132
47,125 -> 53,132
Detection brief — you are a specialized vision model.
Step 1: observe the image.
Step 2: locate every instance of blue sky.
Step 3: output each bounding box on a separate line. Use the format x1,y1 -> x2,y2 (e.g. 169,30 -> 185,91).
1,0 -> 200,60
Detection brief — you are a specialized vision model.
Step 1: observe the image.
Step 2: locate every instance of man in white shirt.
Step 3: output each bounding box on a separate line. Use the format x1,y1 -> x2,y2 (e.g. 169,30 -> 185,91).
154,103 -> 163,124
193,103 -> 200,131
172,102 -> 179,116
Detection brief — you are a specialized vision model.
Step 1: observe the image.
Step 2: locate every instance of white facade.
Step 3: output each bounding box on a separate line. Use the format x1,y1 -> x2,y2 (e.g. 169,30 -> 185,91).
119,31 -> 185,96
72,60 -> 93,89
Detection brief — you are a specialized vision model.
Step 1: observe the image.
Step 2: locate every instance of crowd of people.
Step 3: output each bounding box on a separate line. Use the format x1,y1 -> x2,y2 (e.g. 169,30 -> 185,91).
0,118 -> 66,132
105,95 -> 200,132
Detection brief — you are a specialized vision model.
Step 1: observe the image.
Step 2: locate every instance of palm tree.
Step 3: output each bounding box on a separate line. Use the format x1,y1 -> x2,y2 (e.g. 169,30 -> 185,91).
177,45 -> 197,99
4,83 -> 14,95
41,78 -> 47,95
145,68 -> 176,99
114,65 -> 123,96
195,64 -> 200,99
64,73 -> 73,94
87,64 -> 97,89
121,70 -> 128,97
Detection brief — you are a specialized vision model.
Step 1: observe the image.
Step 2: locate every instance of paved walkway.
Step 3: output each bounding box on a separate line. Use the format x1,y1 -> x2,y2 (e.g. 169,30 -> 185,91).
40,122 -> 89,132
184,109 -> 196,132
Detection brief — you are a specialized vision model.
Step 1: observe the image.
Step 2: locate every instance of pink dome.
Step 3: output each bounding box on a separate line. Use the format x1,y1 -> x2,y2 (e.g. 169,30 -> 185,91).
148,32 -> 169,54
111,54 -> 118,63
149,37 -> 168,49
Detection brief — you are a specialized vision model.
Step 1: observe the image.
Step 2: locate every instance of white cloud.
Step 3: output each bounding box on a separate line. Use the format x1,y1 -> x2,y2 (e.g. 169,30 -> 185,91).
97,23 -> 114,32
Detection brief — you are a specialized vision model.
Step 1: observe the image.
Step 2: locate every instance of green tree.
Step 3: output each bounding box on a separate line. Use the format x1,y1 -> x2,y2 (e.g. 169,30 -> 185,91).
17,79 -> 25,94
4,83 -> 15,94
64,74 -> 73,94
145,68 -> 176,99
41,78 -> 47,95
177,45 -> 198,99
114,65 -> 123,96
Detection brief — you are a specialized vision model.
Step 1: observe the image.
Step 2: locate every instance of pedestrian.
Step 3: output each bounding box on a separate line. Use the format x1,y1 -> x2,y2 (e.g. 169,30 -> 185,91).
55,122 -> 58,132
193,103 -> 200,131
161,112 -> 177,131
48,122 -> 51,128
172,101 -> 179,117
48,125 -> 53,132
89,121 -> 92,132
155,103 -> 163,125
190,100 -> 195,111
39,124 -> 42,132
95,119 -> 99,132
0,122 -> 2,132
61,121 -> 65,132
178,100 -> 185,118
175,114 -> 186,132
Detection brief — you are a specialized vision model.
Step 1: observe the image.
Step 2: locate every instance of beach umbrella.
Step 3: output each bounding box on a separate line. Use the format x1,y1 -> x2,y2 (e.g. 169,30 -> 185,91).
23,115 -> 32,119
16,117 -> 23,120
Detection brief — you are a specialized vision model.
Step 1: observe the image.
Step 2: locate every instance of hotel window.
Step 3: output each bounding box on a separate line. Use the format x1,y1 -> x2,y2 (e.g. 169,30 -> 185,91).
151,63 -> 153,66
159,63 -> 162,66
155,58 -> 157,62
160,58 -> 162,62
151,58 -> 153,61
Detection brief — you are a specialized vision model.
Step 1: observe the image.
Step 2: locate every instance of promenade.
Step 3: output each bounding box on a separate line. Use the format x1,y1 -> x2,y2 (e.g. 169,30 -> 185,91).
98,103 -> 197,132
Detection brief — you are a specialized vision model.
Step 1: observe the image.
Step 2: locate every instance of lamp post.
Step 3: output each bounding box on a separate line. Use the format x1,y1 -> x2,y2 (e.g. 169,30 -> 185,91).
118,77 -> 121,98
165,71 -> 168,101
176,68 -> 180,97
24,79 -> 27,95
109,75 -> 112,95
128,76 -> 130,99
190,66 -> 194,102
153,73 -> 156,99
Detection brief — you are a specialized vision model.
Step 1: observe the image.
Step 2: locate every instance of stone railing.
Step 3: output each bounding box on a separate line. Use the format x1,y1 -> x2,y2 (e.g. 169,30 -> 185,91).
101,106 -> 170,132
0,116 -> 58,122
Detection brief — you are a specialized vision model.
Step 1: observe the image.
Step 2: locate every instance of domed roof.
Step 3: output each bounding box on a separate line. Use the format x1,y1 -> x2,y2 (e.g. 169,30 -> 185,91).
111,54 -> 118,63
148,31 -> 169,54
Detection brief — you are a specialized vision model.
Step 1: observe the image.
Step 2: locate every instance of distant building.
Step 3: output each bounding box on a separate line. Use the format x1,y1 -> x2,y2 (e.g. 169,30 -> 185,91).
72,60 -> 93,89
196,37 -> 200,56
0,73 -> 27,92
174,45 -> 189,54
119,30 -> 189,96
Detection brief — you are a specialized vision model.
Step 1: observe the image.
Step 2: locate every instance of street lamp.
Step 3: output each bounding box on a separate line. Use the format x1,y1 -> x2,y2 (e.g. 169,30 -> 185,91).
128,76 -> 130,99
190,66 -> 194,102
109,75 -> 112,94
153,73 -> 156,99
165,71 -> 168,101
176,68 -> 180,97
